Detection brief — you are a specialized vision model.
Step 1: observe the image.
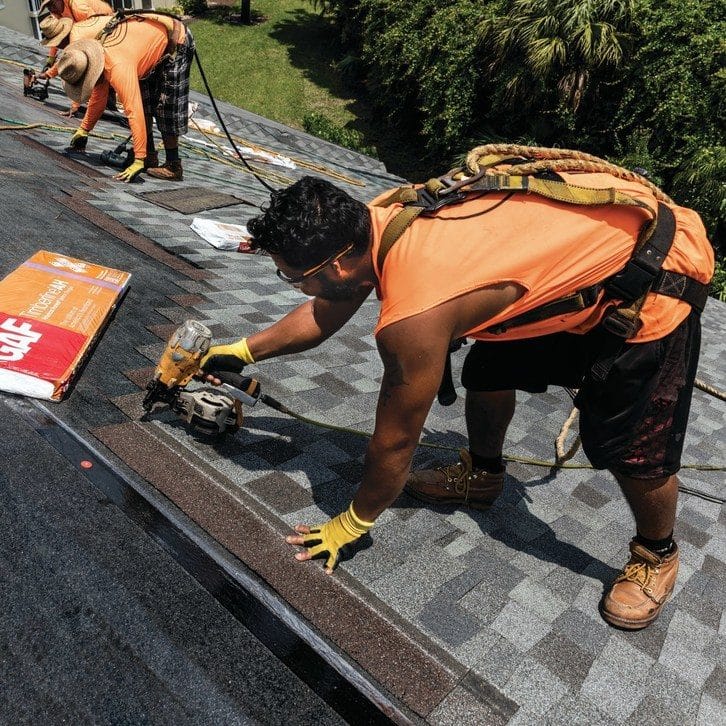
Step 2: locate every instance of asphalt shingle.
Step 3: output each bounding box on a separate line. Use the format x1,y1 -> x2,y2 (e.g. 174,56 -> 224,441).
1,23 -> 724,724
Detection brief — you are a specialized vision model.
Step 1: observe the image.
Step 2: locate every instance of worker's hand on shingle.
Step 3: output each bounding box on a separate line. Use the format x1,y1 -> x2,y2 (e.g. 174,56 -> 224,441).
286,504 -> 374,574
68,127 -> 88,150
114,159 -> 144,183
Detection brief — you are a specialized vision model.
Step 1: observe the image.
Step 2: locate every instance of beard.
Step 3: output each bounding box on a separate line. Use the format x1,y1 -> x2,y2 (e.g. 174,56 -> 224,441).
316,276 -> 364,301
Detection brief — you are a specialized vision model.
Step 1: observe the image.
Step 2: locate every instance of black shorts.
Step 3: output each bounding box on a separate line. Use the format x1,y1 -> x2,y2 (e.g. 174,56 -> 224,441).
461,311 -> 702,478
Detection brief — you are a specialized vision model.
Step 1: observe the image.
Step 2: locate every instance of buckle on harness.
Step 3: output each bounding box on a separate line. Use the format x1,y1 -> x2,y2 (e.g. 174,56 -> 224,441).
414,187 -> 467,213
600,308 -> 642,339
605,258 -> 659,302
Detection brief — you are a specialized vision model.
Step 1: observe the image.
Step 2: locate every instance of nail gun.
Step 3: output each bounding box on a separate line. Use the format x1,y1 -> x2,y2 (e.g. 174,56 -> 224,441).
142,320 -> 264,435
100,136 -> 134,170
23,68 -> 49,102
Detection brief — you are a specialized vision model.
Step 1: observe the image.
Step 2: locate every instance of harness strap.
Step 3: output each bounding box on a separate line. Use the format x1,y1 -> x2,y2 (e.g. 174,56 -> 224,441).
485,284 -> 603,335
377,204 -> 424,272
96,11 -> 183,55
605,202 -> 675,303
653,270 -> 710,312
464,174 -> 652,211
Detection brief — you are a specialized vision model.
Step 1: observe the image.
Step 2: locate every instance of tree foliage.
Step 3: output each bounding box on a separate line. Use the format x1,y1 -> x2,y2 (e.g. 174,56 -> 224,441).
480,0 -> 637,112
314,0 -> 725,249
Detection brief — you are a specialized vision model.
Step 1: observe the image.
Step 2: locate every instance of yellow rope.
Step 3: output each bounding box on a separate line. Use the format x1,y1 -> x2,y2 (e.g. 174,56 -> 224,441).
191,121 -> 367,187
466,144 -> 673,203
180,138 -> 295,186
0,57 -> 28,68
269,399 -> 724,472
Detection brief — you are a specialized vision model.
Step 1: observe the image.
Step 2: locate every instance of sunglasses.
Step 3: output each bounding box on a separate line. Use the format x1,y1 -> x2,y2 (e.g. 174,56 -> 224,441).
276,243 -> 354,285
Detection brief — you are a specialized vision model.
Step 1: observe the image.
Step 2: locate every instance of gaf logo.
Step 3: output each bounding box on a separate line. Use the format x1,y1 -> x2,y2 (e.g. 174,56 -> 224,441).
50,257 -> 87,273
0,318 -> 42,362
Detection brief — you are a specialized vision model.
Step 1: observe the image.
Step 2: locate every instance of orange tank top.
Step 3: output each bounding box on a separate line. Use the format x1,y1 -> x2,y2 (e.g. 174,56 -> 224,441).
370,172 -> 714,343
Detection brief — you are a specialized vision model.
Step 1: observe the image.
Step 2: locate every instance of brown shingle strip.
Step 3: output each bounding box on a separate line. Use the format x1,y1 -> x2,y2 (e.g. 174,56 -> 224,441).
168,294 -> 209,307
52,191 -> 215,281
123,367 -> 155,390
17,134 -> 108,181
91,420 -> 462,717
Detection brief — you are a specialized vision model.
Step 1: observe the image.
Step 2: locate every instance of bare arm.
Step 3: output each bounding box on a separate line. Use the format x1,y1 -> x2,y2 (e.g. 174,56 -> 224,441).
353,283 -> 524,521
353,318 -> 448,520
248,287 -> 372,361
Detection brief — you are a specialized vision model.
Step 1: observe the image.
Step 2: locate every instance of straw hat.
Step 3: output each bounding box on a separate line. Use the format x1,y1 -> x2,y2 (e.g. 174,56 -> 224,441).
39,14 -> 73,47
56,39 -> 105,104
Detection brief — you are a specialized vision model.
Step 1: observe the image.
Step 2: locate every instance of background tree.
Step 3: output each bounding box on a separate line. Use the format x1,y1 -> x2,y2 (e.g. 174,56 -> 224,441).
314,0 -> 725,260
480,0 -> 637,113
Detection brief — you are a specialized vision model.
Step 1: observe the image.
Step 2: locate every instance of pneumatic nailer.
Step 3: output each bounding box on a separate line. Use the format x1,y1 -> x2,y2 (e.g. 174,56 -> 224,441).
142,320 -> 263,435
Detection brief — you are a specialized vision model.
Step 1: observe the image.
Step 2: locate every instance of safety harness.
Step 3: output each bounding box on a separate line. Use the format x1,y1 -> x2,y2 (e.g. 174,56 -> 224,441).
375,144 -> 710,382
95,10 -> 186,57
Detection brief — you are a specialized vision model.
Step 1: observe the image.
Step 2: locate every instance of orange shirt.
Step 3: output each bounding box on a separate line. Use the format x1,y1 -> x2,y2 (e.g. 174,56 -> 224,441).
370,173 -> 714,343
65,0 -> 113,22
81,18 -> 180,160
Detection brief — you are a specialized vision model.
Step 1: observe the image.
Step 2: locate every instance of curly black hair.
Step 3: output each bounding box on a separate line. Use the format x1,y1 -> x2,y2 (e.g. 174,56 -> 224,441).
247,176 -> 371,269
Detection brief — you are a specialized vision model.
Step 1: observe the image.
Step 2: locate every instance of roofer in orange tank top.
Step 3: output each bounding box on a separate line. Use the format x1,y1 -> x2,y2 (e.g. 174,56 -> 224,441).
54,13 -> 194,182
195,163 -> 714,631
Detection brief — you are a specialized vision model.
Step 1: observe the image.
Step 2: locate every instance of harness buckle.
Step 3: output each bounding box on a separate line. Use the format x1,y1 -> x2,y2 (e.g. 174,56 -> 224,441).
605,258 -> 657,302
600,309 -> 643,339
414,187 -> 467,213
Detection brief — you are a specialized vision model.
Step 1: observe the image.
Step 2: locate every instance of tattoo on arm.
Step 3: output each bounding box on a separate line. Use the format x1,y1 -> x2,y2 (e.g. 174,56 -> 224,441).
379,344 -> 406,406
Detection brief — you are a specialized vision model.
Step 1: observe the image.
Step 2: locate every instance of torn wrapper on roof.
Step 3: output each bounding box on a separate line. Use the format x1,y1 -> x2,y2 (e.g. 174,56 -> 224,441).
190,217 -> 255,252
0,251 -> 130,401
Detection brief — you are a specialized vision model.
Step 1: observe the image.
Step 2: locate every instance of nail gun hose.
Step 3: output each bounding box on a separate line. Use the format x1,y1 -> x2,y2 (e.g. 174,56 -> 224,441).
257,393 -> 726,488
193,49 -> 276,195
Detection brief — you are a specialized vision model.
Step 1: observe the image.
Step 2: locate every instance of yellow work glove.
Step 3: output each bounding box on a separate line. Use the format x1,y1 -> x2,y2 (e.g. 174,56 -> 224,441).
43,56 -> 55,71
114,159 -> 144,183
69,127 -> 89,150
200,337 -> 255,375
301,503 -> 374,572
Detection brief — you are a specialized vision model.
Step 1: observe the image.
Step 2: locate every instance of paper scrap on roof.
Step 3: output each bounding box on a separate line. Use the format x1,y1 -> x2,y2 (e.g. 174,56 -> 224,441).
190,217 -> 254,252
0,251 -> 130,401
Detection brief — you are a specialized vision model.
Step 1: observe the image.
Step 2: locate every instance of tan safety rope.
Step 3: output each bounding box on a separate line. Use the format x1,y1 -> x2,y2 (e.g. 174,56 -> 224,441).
464,144 -> 674,204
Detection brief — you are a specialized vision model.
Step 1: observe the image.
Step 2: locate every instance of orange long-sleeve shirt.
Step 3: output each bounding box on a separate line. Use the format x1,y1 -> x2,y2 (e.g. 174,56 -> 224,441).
80,18 -> 182,160
65,0 -> 114,22
370,173 -> 714,343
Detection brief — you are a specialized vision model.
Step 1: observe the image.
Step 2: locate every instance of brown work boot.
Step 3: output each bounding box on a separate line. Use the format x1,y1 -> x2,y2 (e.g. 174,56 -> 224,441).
143,153 -> 159,170
600,540 -> 679,630
404,449 -> 504,510
146,160 -> 183,181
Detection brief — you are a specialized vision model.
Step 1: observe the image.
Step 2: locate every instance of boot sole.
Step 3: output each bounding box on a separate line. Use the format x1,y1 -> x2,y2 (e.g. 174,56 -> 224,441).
599,588 -> 674,630
404,487 -> 496,511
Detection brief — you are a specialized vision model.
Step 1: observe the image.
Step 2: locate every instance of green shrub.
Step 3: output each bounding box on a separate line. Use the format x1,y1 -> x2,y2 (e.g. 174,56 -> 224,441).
712,258 -> 726,301
178,0 -> 207,16
303,113 -> 378,157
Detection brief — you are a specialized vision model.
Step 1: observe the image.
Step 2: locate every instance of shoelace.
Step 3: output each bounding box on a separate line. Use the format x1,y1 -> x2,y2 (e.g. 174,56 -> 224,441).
437,459 -> 472,495
619,560 -> 656,589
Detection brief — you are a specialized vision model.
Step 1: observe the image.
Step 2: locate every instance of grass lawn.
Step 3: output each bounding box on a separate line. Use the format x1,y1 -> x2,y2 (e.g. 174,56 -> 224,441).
189,1 -> 357,132
188,0 -> 427,179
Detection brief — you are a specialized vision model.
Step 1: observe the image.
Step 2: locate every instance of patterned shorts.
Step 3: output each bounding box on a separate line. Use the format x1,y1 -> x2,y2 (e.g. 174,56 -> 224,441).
461,311 -> 702,479
140,29 -> 195,138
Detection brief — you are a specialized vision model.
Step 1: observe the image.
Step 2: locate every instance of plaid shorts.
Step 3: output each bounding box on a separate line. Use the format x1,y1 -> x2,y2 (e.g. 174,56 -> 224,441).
140,29 -> 195,138
461,311 -> 702,479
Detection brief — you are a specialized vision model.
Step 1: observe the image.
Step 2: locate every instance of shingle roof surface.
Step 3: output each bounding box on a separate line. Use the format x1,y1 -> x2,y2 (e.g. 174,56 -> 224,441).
1,24 -> 724,725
